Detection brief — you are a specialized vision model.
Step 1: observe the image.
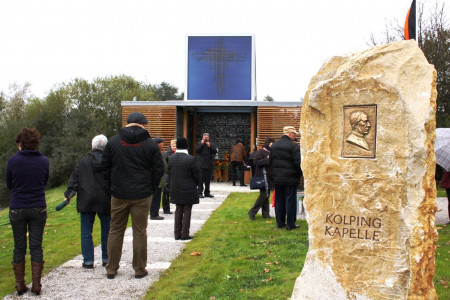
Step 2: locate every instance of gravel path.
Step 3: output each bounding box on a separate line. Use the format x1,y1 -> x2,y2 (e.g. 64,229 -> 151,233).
2,183 -> 449,299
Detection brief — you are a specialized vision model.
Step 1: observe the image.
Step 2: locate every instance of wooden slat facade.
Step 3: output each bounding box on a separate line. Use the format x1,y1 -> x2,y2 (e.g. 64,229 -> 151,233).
256,106 -> 301,149
122,105 -> 177,150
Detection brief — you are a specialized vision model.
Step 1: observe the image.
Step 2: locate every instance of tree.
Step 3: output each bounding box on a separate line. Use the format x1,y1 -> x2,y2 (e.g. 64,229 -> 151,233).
368,1 -> 449,127
263,95 -> 274,102
153,81 -> 184,101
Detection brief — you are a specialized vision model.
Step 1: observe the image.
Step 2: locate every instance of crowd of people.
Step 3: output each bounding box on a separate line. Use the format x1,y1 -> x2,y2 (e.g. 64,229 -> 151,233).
6,111 -> 306,295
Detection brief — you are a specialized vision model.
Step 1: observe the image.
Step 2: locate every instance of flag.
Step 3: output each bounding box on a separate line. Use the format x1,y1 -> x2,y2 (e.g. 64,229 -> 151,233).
404,0 -> 416,40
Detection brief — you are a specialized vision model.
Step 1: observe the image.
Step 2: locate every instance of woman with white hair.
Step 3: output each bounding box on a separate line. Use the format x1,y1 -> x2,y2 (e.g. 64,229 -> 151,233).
63,134 -> 111,269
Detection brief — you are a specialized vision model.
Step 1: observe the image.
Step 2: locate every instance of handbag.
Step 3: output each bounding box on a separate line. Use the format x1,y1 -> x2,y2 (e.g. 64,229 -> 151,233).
250,163 -> 267,190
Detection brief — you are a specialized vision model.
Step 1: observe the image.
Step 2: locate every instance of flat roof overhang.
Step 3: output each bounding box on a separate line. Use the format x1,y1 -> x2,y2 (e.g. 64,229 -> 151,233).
122,100 -> 302,113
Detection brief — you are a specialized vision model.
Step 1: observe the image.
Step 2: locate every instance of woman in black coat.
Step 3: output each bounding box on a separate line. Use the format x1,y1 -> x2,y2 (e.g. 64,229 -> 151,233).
248,137 -> 275,220
168,138 -> 199,240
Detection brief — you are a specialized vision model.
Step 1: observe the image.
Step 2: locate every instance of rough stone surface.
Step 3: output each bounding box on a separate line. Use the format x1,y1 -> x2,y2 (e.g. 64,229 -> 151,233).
293,40 -> 437,299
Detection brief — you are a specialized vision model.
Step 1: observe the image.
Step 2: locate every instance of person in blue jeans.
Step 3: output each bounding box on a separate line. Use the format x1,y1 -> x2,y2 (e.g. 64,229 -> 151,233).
64,135 -> 111,269
7,127 -> 49,295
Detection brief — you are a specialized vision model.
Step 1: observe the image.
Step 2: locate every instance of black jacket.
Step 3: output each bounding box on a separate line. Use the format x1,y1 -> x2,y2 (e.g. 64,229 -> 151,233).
65,150 -> 111,213
270,135 -> 302,186
168,152 -> 199,205
253,147 -> 274,190
195,141 -> 217,169
102,125 -> 164,199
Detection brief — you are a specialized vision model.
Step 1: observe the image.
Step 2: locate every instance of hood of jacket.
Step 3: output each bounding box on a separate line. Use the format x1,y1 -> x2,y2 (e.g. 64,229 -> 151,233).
89,149 -> 104,172
119,125 -> 150,143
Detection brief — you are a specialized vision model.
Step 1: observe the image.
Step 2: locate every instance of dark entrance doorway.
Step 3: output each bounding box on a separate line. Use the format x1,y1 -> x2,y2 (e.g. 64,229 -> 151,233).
196,112 -> 251,158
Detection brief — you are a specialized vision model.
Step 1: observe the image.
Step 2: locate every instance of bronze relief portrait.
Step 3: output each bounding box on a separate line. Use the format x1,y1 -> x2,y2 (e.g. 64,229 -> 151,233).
342,105 -> 377,158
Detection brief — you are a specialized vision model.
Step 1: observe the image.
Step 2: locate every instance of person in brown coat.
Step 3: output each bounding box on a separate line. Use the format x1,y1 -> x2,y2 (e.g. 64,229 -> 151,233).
230,140 -> 247,186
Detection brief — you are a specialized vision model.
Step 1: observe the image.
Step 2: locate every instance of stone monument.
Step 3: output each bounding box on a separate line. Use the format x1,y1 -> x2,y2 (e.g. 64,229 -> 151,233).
292,40 -> 438,299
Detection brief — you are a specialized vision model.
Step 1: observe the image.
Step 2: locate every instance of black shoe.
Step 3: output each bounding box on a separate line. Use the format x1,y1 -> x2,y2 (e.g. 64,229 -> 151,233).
181,236 -> 194,240
240,184 -> 247,187
82,263 -> 94,269
233,183 -> 236,186
204,194 -> 214,198
135,270 -> 148,279
248,211 -> 255,220
175,237 -> 181,240
277,224 -> 286,229
164,211 -> 173,214
263,215 -> 272,219
150,216 -> 164,220
107,272 -> 116,279
102,262 -> 107,267
199,194 -> 204,198
286,224 -> 300,230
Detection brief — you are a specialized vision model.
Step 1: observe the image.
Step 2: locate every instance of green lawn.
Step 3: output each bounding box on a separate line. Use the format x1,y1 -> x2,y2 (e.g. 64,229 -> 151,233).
144,193 -> 308,300
0,188 -> 449,299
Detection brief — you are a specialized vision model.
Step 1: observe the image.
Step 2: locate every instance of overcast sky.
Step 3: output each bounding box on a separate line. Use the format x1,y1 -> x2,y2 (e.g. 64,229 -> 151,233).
0,0 -> 446,101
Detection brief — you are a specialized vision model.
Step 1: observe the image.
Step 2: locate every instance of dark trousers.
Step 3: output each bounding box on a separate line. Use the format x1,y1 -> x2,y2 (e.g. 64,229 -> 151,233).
80,212 -> 110,264
447,188 -> 450,219
150,188 -> 162,217
249,189 -> 271,217
231,161 -> 245,186
162,192 -> 171,213
198,168 -> 212,195
174,204 -> 193,239
274,185 -> 297,228
9,207 -> 47,263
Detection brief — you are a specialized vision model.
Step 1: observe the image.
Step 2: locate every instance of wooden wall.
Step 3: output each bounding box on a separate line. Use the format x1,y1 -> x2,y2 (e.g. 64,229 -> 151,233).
256,106 -> 301,149
122,105 -> 177,150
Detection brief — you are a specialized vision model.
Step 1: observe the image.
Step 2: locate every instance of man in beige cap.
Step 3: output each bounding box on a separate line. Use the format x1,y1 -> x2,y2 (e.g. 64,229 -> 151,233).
269,126 -> 302,230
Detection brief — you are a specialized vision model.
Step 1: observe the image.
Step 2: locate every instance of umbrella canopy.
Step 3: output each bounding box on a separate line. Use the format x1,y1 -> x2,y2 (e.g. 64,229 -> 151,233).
435,128 -> 450,171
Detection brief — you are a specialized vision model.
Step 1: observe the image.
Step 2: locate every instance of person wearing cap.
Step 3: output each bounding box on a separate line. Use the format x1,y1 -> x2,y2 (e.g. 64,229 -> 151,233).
102,111 -> 164,279
195,133 -> 217,198
230,140 -> 247,186
168,137 -> 199,240
248,137 -> 275,220
270,126 -> 302,230
149,137 -> 167,220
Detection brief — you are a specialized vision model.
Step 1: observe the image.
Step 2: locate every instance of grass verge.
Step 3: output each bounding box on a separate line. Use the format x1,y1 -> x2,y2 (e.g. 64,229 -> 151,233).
144,192 -> 309,300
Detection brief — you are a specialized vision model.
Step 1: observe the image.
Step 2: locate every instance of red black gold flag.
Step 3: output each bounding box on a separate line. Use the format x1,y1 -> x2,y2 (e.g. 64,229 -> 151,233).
404,0 -> 416,40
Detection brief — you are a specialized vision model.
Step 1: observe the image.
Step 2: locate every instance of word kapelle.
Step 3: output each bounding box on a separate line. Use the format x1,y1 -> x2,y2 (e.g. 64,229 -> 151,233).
324,213 -> 382,241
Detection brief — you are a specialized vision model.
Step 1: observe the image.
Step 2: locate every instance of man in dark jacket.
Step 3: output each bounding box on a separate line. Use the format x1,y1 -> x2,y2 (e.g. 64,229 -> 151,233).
102,111 -> 164,279
64,134 -> 111,269
169,137 -> 199,240
195,133 -> 217,198
270,126 -> 302,230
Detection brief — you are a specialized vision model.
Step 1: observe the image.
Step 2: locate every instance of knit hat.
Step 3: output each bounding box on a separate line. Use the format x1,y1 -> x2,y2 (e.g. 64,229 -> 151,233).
176,137 -> 188,149
127,111 -> 148,124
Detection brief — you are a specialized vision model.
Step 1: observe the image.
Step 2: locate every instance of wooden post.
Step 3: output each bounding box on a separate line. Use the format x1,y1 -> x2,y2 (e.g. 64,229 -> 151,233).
183,110 -> 188,138
250,110 -> 256,152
